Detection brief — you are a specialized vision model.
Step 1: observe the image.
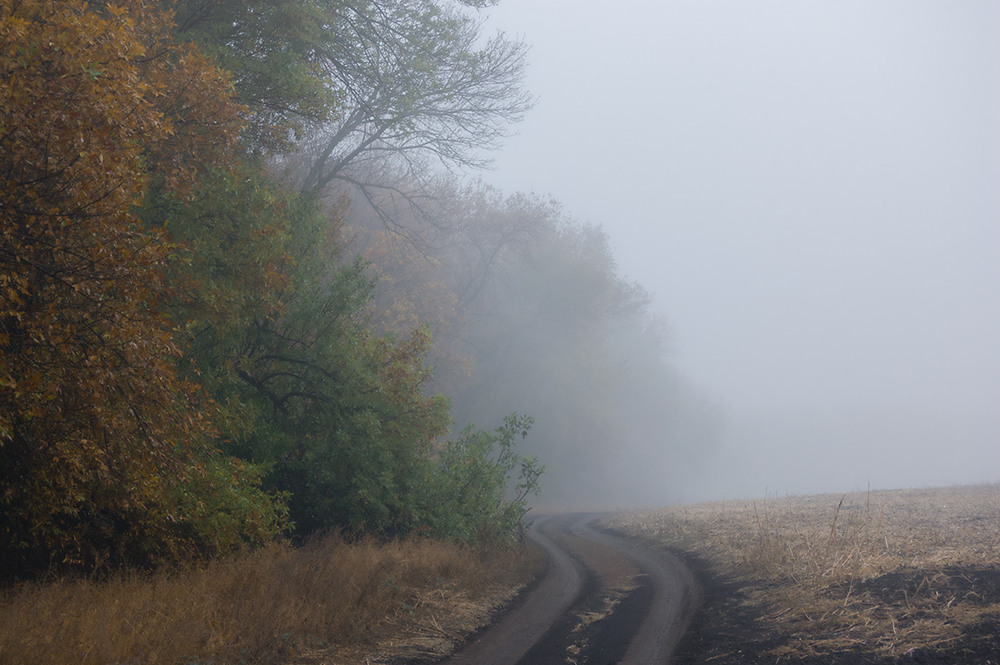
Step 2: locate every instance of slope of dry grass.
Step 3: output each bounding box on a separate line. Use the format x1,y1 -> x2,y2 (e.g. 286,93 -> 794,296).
0,533 -> 541,665
614,484 -> 1000,661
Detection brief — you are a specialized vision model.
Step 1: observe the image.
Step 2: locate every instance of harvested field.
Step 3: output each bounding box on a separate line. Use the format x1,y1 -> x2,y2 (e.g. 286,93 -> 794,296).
612,484 -> 1000,663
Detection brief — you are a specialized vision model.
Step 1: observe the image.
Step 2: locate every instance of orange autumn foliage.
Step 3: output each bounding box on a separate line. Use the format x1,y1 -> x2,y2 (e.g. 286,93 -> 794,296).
0,0 -> 250,574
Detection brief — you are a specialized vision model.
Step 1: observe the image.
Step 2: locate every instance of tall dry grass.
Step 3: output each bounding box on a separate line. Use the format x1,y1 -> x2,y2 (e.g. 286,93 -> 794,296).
0,533 -> 538,665
615,484 -> 1000,659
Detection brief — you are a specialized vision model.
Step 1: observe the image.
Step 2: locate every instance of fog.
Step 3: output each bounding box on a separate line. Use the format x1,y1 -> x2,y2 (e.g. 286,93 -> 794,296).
481,0 -> 1000,502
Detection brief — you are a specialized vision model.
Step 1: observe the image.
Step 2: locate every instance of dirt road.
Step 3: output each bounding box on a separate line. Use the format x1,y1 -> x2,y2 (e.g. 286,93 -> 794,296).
439,513 -> 701,665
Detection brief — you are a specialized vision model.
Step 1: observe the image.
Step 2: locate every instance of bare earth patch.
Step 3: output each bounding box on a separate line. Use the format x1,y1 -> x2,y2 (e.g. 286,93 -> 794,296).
611,484 -> 1000,663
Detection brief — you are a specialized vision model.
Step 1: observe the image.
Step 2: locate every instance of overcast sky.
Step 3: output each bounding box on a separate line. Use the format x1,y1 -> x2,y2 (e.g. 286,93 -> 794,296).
481,0 -> 1000,500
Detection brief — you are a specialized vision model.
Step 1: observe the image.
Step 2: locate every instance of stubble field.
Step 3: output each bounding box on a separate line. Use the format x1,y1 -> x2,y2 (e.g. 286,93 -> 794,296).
613,484 -> 1000,663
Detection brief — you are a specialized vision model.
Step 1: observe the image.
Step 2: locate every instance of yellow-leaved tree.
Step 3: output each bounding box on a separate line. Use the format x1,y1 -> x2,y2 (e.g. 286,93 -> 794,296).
0,0 -> 284,577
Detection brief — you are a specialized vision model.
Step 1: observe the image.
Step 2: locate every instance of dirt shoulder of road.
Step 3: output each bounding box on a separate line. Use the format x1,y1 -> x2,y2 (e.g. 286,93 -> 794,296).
612,484 -> 1000,664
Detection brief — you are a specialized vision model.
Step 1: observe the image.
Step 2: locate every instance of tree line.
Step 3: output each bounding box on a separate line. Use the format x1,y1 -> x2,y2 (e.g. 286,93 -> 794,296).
353,182 -> 723,506
1,0 -> 717,579
0,0 -> 542,579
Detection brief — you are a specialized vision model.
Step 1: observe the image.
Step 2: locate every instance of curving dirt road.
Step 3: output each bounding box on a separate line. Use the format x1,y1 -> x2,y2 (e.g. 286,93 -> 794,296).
440,513 -> 701,665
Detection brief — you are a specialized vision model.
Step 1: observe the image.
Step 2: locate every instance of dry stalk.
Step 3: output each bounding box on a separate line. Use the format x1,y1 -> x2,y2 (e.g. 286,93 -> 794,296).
613,484 -> 1000,660
0,534 -> 539,665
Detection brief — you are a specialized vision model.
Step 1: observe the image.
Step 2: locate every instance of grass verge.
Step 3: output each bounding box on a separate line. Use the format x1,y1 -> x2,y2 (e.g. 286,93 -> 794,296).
613,484 -> 1000,662
0,532 -> 541,665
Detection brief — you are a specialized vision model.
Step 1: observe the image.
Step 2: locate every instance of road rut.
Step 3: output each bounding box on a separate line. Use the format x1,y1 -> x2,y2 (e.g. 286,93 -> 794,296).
439,513 -> 700,665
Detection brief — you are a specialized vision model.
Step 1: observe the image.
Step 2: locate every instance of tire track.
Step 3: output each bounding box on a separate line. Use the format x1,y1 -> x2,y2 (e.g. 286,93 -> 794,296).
439,514 -> 587,665
438,513 -> 700,665
576,518 -> 701,664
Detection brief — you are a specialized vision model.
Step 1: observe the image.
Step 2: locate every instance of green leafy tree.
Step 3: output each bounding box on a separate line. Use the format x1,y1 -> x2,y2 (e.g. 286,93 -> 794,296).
173,0 -> 338,152
294,0 -> 533,196
176,0 -> 531,215
428,414 -> 542,546
164,0 -> 545,540
149,166 -> 452,538
232,204 -> 453,537
142,163 -> 296,445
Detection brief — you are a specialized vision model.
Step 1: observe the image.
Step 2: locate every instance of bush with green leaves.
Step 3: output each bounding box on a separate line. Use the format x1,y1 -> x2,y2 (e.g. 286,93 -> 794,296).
426,414 -> 543,547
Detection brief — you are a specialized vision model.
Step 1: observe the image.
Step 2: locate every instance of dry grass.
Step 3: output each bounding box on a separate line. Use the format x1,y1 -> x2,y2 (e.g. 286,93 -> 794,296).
0,533 -> 540,665
614,484 -> 1000,660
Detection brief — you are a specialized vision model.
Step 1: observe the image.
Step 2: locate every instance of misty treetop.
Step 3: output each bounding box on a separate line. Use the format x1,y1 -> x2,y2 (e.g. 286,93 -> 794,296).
173,0 -> 533,206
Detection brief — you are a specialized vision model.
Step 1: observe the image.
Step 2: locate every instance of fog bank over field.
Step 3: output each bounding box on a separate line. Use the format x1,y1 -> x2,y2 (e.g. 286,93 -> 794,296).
695,408 -> 1000,502
483,0 -> 1000,503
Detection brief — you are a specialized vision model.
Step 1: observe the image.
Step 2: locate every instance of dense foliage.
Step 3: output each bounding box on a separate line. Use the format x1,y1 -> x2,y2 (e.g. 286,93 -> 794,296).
0,0 -> 286,575
2,0 -> 708,579
0,0 -> 539,580
429,414 -> 543,546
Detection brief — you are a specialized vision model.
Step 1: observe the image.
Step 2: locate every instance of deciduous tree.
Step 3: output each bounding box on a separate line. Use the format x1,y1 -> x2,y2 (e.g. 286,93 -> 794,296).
176,0 -> 532,223
429,413 -> 542,547
173,0 -> 339,152
0,0 -> 282,576
216,192 -> 452,538
294,0 -> 533,199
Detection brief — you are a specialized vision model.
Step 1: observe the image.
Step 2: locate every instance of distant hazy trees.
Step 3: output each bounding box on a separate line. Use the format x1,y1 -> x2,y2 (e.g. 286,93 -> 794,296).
349,180 -> 723,505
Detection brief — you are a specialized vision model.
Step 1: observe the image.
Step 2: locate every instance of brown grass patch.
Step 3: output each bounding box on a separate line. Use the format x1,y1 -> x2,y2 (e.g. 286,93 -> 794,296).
0,533 -> 541,665
613,484 -> 1000,661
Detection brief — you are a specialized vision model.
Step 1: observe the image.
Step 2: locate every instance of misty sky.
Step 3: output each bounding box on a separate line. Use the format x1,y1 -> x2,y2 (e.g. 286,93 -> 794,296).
481,1 -> 999,500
